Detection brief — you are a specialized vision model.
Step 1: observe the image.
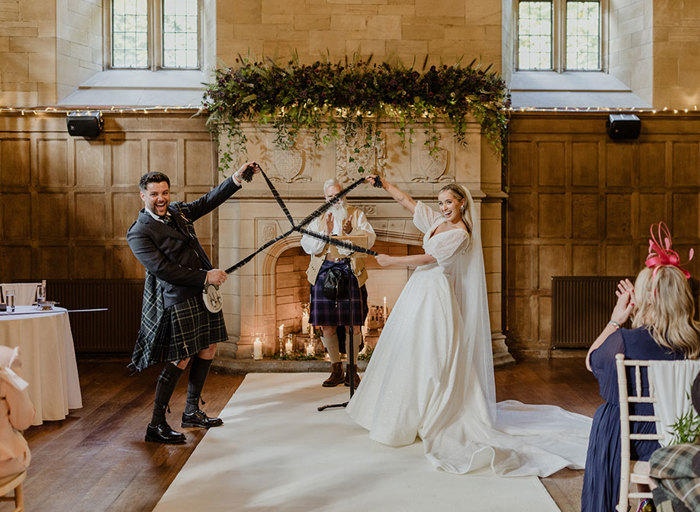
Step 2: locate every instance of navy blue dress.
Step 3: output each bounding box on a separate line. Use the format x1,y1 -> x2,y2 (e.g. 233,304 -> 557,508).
581,327 -> 685,512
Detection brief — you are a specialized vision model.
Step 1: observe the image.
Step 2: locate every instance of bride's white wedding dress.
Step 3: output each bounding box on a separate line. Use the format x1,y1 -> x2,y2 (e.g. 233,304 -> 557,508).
346,199 -> 592,477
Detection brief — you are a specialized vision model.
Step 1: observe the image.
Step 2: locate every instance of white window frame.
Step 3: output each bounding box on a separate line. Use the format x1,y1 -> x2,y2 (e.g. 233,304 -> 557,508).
515,0 -> 607,73
104,0 -> 202,71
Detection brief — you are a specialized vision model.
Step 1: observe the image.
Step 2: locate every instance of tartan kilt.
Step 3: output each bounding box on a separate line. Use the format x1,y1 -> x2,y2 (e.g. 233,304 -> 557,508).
310,259 -> 368,326
130,294 -> 227,370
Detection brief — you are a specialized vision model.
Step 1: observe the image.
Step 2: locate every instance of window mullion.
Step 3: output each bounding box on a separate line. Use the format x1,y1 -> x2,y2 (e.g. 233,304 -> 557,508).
555,0 -> 564,72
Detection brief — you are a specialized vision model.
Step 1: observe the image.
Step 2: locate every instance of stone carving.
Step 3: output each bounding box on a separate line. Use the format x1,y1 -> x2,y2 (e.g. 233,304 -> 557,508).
352,204 -> 377,216
411,147 -> 453,183
262,224 -> 276,240
335,129 -> 386,184
269,148 -> 309,183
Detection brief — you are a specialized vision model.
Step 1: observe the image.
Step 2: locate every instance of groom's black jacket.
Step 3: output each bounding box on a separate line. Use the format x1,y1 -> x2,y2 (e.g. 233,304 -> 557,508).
127,177 -> 240,309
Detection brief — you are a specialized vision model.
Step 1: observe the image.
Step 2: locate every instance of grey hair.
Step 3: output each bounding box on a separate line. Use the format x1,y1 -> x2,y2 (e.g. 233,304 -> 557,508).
323,178 -> 340,194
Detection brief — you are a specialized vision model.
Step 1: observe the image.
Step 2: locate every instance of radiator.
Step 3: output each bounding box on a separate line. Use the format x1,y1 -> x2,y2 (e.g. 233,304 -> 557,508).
49,279 -> 144,354
551,276 -> 630,349
551,276 -> 700,349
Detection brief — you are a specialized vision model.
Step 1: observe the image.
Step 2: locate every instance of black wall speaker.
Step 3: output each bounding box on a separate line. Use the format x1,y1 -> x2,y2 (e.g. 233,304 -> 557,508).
66,111 -> 103,138
606,114 -> 641,140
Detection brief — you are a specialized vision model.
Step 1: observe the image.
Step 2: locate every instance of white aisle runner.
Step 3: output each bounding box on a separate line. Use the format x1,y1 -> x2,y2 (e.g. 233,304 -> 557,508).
154,373 -> 560,512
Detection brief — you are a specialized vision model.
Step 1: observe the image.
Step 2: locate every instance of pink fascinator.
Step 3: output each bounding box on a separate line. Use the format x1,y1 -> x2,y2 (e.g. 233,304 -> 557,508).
645,222 -> 693,279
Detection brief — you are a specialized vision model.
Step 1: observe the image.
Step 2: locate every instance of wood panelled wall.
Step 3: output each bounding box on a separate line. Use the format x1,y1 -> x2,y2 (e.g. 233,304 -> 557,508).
506,113 -> 700,358
0,112 -> 218,283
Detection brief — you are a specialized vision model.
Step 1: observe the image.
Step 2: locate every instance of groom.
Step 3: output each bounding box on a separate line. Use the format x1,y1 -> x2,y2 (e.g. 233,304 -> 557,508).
300,178 -> 375,388
127,162 -> 259,444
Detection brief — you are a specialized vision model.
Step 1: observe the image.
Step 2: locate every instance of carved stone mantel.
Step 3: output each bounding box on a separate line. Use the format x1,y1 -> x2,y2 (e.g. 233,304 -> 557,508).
214,120 -> 514,367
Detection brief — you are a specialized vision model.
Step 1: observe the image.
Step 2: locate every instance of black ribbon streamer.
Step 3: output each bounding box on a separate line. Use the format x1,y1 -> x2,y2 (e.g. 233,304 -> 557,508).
224,170 -> 376,274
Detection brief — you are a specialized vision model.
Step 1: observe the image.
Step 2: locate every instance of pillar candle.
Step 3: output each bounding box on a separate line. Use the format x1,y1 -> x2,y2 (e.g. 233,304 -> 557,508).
383,296 -> 387,319
301,311 -> 309,333
306,342 -> 315,356
285,338 -> 293,355
253,337 -> 263,360
279,324 -> 284,339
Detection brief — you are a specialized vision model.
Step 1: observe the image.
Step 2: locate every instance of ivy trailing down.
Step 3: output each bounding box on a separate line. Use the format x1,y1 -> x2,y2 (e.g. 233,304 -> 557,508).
203,55 -> 510,174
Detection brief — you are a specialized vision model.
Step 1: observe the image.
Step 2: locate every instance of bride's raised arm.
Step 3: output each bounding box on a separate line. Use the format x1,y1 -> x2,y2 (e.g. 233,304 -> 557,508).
366,175 -> 417,214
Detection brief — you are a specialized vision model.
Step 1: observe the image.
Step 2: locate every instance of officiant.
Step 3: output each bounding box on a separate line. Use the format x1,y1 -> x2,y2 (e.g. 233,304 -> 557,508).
301,178 -> 376,388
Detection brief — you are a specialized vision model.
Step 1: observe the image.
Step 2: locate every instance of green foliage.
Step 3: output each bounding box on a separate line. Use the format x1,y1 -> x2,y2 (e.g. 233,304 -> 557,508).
358,345 -> 374,362
668,391 -> 700,445
203,54 -> 510,174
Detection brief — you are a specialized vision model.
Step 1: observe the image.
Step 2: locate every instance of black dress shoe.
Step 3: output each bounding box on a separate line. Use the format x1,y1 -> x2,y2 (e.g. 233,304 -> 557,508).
181,409 -> 224,429
145,421 -> 186,444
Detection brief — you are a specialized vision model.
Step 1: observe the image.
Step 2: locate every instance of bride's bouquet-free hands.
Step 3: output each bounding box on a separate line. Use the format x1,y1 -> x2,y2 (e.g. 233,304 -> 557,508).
375,254 -> 393,267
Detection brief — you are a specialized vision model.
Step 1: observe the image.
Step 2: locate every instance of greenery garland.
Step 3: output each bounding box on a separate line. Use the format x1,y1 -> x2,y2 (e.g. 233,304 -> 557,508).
203,55 -> 510,174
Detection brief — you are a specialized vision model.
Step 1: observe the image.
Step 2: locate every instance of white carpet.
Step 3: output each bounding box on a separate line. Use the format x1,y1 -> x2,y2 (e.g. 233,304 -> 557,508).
154,373 -> 561,512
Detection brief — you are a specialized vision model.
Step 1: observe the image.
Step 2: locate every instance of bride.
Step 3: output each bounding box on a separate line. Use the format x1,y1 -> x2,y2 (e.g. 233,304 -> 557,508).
346,176 -> 592,477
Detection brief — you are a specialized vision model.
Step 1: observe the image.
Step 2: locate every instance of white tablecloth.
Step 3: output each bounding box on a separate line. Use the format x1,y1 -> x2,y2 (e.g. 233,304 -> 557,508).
0,306 -> 83,425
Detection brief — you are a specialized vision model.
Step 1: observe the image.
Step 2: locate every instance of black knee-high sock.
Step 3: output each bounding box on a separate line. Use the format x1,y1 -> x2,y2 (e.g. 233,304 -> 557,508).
185,357 -> 213,414
151,363 -> 184,426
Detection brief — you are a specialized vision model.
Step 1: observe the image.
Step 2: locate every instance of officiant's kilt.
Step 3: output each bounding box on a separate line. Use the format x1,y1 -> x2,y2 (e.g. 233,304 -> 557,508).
310,259 -> 368,326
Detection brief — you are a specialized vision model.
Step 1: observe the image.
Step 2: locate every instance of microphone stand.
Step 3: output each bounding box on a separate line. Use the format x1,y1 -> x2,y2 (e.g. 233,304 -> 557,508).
318,323 -> 359,411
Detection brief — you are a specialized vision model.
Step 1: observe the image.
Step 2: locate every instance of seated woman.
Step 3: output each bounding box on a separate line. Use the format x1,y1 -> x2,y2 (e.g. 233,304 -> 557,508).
0,346 -> 35,479
582,224 -> 700,512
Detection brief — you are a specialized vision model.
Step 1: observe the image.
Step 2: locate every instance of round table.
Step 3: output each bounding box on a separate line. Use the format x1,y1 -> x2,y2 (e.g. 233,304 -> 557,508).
0,306 -> 82,425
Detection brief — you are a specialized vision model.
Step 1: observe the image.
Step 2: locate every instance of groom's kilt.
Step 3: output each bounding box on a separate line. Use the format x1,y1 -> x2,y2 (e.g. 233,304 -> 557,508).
310,259 -> 368,326
130,293 -> 227,371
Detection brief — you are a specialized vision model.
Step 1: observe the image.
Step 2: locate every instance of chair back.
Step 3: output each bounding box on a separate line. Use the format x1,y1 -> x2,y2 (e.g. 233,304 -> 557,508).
0,283 -> 41,306
615,354 -> 700,511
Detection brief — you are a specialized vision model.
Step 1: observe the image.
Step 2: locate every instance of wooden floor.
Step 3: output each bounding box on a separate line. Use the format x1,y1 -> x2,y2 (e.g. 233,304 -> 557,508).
4,357 -> 601,512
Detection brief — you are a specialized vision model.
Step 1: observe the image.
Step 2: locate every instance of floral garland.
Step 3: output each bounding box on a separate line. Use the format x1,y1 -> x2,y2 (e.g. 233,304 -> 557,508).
203,56 -> 510,174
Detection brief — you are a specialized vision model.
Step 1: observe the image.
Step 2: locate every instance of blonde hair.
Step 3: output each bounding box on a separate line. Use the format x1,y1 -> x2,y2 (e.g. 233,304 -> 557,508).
631,266 -> 700,359
438,183 -> 473,235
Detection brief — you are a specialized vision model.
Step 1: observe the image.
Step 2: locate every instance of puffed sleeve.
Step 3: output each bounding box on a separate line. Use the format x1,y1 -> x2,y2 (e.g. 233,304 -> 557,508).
412,201 -> 442,234
426,230 -> 470,264
0,349 -> 35,431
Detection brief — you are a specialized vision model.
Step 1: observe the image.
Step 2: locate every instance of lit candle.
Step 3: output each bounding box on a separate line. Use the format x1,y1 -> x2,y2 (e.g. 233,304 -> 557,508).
301,310 -> 309,333
253,337 -> 263,360
306,342 -> 315,356
285,337 -> 293,355
279,324 -> 284,339
383,297 -> 387,319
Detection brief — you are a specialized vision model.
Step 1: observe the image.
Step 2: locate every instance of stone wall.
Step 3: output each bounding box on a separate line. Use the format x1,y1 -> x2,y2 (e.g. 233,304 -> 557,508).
0,0 -> 57,105
216,0 -> 502,71
609,0 -> 653,104
652,0 -> 700,108
506,112 -> 700,358
56,0 -> 102,101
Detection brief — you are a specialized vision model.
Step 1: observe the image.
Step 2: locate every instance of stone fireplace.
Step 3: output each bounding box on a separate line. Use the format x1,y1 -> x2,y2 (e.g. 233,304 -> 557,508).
214,121 -> 513,366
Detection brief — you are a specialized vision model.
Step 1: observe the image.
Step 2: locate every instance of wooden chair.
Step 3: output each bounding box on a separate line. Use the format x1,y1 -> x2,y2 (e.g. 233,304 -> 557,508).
615,355 -> 700,512
615,354 -> 661,512
0,471 -> 25,512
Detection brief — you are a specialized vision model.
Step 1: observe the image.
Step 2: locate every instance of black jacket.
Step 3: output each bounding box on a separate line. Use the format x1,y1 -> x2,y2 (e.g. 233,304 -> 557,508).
127,177 -> 240,308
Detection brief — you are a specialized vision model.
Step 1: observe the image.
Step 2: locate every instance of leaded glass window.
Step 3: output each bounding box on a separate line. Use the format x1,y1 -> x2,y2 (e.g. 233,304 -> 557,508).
566,1 -> 601,70
162,0 -> 199,69
518,1 -> 553,70
112,0 -> 149,68
516,0 -> 603,72
109,0 -> 200,69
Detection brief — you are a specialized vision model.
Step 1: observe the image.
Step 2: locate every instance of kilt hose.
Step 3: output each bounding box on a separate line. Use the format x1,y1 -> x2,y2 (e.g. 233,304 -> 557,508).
310,259 -> 368,327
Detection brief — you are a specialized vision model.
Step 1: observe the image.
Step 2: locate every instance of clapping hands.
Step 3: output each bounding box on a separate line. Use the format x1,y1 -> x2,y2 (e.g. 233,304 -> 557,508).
611,278 -> 636,326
